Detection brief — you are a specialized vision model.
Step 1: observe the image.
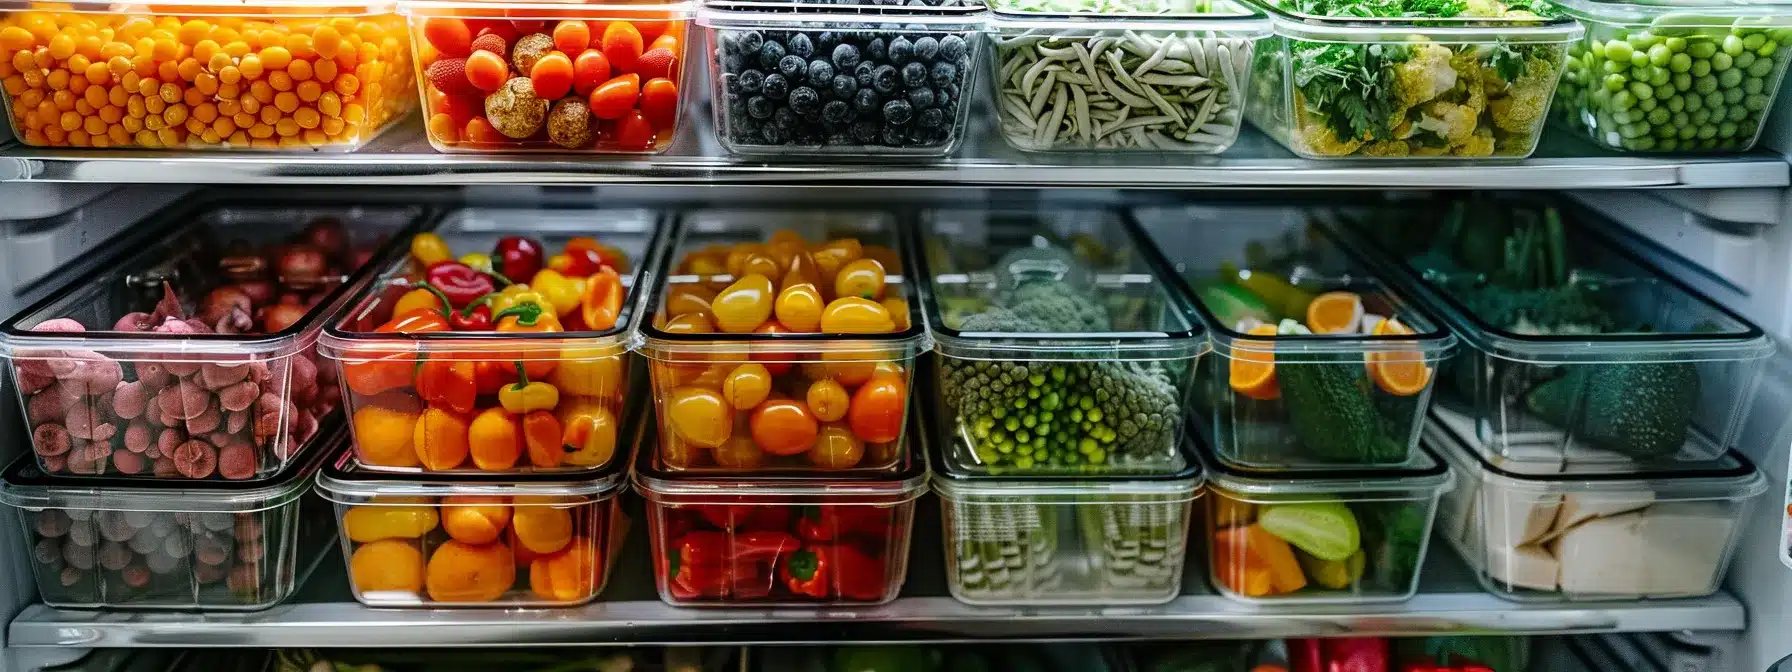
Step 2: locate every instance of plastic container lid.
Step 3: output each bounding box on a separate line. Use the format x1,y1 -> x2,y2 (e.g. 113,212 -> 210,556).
1425,413 -> 1765,499
0,0 -> 399,13
698,3 -> 986,29
1549,0 -> 1792,23
1243,0 -> 1582,43
987,4 -> 1271,36
0,421 -> 342,514
991,0 -> 1239,17
400,0 -> 693,19
1197,435 -> 1454,499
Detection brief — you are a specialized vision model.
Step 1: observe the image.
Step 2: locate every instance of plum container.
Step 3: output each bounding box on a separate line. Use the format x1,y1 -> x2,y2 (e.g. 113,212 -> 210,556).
0,421 -> 341,611
0,199 -> 424,481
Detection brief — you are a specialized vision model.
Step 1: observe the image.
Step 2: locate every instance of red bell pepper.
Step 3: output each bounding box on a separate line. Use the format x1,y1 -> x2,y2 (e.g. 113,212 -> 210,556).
695,505 -> 793,532
797,505 -> 890,542
831,543 -> 887,601
669,554 -> 771,600
449,296 -> 494,331
780,546 -> 832,598
1293,638 -> 1390,672
494,236 -> 544,282
415,358 -> 477,415
667,530 -> 798,601
425,261 -> 496,308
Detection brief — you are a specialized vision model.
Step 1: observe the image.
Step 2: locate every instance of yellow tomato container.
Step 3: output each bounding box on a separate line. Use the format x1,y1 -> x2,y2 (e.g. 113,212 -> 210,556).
0,0 -> 416,150
634,209 -> 929,474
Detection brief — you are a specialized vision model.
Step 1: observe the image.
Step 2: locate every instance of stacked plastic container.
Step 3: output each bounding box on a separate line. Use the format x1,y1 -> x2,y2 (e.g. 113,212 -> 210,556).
913,206 -> 1208,606
313,206 -> 663,607
1330,195 -> 1772,602
1134,202 -> 1457,604
0,197 -> 425,610
631,208 -> 930,606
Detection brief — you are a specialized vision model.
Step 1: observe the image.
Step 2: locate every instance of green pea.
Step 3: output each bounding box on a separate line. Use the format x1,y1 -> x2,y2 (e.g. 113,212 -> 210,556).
1669,52 -> 1692,72
1673,110 -> 1690,126
1692,59 -> 1711,76
1724,34 -> 1746,56
1613,108 -> 1637,124
1632,50 -> 1652,67
1745,77 -> 1765,94
1678,124 -> 1698,140
1612,90 -> 1637,110
1728,104 -> 1748,121
1673,72 -> 1692,90
1646,107 -> 1671,124
1697,124 -> 1717,139
1719,68 -> 1743,87
1748,57 -> 1775,77
1735,51 -> 1756,70
1744,33 -> 1766,51
1604,73 -> 1628,91
1685,93 -> 1704,111
1746,93 -> 1770,111
1631,65 -> 1653,81
1666,36 -> 1688,51
1773,28 -> 1792,43
1639,96 -> 1658,111
1606,39 -> 1636,62
1592,87 -> 1613,107
1695,75 -> 1718,94
1758,41 -> 1778,57
1631,31 -> 1662,49
1620,121 -> 1648,138
1719,120 -> 1739,137
1724,86 -> 1744,104
1691,41 -> 1719,58
1650,67 -> 1671,86
1660,137 -> 1680,151
1626,136 -> 1656,151
1713,52 -> 1733,70
1667,94 -> 1686,112
1707,90 -> 1726,107
1647,43 -> 1672,66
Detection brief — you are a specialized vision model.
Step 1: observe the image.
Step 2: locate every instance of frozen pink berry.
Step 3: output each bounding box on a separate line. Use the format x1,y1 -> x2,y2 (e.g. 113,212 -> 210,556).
62,540 -> 94,570
34,511 -> 70,538
113,312 -> 154,332
137,362 -> 174,389
193,536 -> 231,566
194,562 -> 227,585
97,541 -> 132,571
217,442 -> 258,480
120,564 -> 151,588
218,381 -> 258,413
26,389 -> 67,427
17,366 -> 54,395
112,380 -> 149,419
226,410 -> 248,434
32,318 -> 85,333
33,538 -> 63,568
111,450 -> 146,474
59,567 -> 83,587
200,363 -> 251,390
151,458 -> 178,478
184,405 -> 222,435
123,422 -> 152,454
172,440 -> 217,479
32,424 -> 72,457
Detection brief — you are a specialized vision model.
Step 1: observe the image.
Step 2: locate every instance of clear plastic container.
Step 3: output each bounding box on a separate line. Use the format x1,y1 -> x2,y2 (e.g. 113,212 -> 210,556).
319,207 -> 665,475
631,402 -> 927,606
634,208 -> 928,474
400,0 -> 693,153
0,201 -> 423,481
1332,196 -> 1774,470
314,418 -> 632,607
1241,2 -> 1582,159
1196,437 -> 1453,604
0,0 -> 417,151
1428,417 -> 1764,602
1135,204 -> 1454,470
0,421 -> 340,610
914,207 -> 1206,476
1550,0 -> 1792,153
699,2 -> 984,156
988,7 -> 1268,153
933,419 -> 1204,605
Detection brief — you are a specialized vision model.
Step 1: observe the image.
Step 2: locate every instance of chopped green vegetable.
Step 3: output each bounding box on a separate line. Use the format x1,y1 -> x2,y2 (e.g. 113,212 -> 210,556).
1258,500 -> 1362,562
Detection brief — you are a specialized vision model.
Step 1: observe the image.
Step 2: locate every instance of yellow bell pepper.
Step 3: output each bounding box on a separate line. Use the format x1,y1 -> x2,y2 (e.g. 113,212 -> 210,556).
459,252 -> 494,273
410,233 -> 452,266
490,284 -> 551,314
530,269 -> 585,318
392,288 -> 444,317
498,362 -> 560,414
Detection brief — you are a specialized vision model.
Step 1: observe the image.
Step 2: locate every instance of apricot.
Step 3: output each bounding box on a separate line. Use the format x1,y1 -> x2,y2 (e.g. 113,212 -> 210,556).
354,405 -> 419,468
511,500 -> 574,555
529,537 -> 599,602
467,407 -> 522,471
425,540 -> 516,603
343,503 -> 439,542
350,539 -> 425,594
510,526 -> 542,565
441,495 -> 511,545
413,407 -> 472,471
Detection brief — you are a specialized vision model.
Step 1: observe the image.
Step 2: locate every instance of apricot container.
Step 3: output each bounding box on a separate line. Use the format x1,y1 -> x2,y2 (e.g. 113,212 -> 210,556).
0,0 -> 417,151
634,208 -> 929,474
319,206 -> 667,476
0,198 -> 424,481
0,421 -> 340,611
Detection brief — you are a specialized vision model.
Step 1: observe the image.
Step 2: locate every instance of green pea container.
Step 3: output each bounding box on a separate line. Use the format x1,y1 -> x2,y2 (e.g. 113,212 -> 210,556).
1551,0 -> 1792,153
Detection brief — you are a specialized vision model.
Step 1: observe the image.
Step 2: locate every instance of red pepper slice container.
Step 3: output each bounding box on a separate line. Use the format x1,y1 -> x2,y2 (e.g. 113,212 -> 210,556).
632,397 -> 929,607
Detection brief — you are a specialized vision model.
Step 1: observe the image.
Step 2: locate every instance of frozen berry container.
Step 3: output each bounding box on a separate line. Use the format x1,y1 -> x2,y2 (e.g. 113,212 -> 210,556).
0,199 -> 424,481
698,0 -> 985,157
635,208 -> 927,474
0,0 -> 417,151
1195,434 -> 1453,605
913,206 -> 1206,476
319,206 -> 665,475
399,0 -> 693,153
632,400 -> 927,606
0,421 -> 340,611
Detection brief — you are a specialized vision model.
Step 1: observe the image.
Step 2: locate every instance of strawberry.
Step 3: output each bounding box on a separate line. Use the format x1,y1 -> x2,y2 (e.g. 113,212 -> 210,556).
425,58 -> 478,95
470,32 -> 508,57
634,47 -> 677,81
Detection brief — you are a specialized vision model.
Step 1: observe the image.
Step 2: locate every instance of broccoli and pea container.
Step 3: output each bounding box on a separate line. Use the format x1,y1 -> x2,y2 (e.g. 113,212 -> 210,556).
1136,204 -> 1455,471
1336,196 -> 1773,470
1551,0 -> 1792,153
1241,0 -> 1582,159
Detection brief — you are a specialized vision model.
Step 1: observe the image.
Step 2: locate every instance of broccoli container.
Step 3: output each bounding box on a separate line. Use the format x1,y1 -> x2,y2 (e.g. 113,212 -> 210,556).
1241,0 -> 1582,159
1334,196 -> 1773,469
913,207 -> 1207,476
1551,0 -> 1792,153
1195,433 -> 1453,604
1135,204 -> 1454,471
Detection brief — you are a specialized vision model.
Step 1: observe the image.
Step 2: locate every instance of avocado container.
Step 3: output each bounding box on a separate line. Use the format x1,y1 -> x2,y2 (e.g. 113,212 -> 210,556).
1428,415 -> 1764,602
1194,432 -> 1453,605
1330,197 -> 1773,471
1133,204 -> 1455,471
912,206 -> 1207,477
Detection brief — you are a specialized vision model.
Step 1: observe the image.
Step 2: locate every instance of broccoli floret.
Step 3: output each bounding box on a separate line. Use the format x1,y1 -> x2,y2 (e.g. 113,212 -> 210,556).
1361,139 -> 1413,156
1296,117 -> 1367,156
1452,127 -> 1496,156
1084,360 -> 1181,460
1392,43 -> 1459,118
1006,282 -> 1113,333
1415,99 -> 1479,146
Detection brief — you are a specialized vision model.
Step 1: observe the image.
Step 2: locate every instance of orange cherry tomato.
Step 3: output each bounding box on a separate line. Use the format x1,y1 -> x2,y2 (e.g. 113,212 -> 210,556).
666,283 -> 716,317
811,238 -> 863,291
722,363 -> 772,410
806,379 -> 850,422
640,77 -> 679,131
713,435 -> 766,469
712,273 -> 775,333
819,297 -> 895,334
881,298 -> 911,331
724,244 -> 766,278
752,322 -> 795,375
782,251 -> 824,291
587,73 -> 640,120
833,259 -> 885,300
662,311 -> 715,333
774,283 -> 825,333
809,424 -> 865,469
741,253 -> 780,279
667,386 -> 730,448
580,266 -> 623,331
750,399 -> 819,456
614,110 -> 657,151
572,49 -> 612,97
600,20 -> 644,73
847,374 -> 906,444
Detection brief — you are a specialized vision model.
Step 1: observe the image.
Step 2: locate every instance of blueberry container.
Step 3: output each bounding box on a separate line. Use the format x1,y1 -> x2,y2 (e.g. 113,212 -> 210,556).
698,0 -> 987,157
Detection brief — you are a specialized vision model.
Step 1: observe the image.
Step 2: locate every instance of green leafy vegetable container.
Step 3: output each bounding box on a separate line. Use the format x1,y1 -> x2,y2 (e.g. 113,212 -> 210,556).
934,400 -> 1205,605
1551,0 -> 1792,153
912,206 -> 1208,477
1196,432 -> 1453,604
1134,204 -> 1456,471
1332,196 -> 1774,469
1427,415 -> 1764,602
1240,0 -> 1582,159
987,5 -> 1270,153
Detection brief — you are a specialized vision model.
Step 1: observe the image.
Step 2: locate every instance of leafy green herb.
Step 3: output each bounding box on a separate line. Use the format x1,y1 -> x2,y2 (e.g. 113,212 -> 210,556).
1293,43 -> 1404,142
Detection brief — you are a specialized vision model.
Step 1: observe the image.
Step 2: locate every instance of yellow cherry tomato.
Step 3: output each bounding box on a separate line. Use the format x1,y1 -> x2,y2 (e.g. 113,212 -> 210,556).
775,283 -> 825,333
811,238 -> 863,285
684,253 -> 727,277
548,349 -> 624,398
712,273 -> 775,333
722,363 -> 773,410
393,288 -> 444,317
666,386 -> 730,448
768,230 -> 807,246
666,283 -> 717,317
862,244 -> 902,273
713,435 -> 767,469
805,357 -> 877,388
663,311 -> 716,333
820,297 -> 896,334
834,258 -> 886,300
410,232 -> 452,266
742,253 -> 780,279
806,379 -> 850,422
724,244 -> 766,277
882,298 -> 911,331
809,424 -> 865,469
767,240 -> 807,275
782,251 -> 824,292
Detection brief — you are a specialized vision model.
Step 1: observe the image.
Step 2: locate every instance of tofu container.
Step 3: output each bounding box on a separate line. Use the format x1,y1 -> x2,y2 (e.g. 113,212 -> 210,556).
319,207 -> 665,475
1332,197 -> 1773,470
1429,417 -> 1764,601
400,0 -> 694,153
1196,436 -> 1453,604
0,0 -> 417,151
914,207 -> 1206,476
1241,2 -> 1581,159
1550,0 -> 1792,153
1135,204 -> 1454,471
0,421 -> 340,611
634,208 -> 928,474
987,5 -> 1269,154
699,1 -> 985,157
313,414 -> 632,607
0,199 -> 423,481
631,403 -> 927,606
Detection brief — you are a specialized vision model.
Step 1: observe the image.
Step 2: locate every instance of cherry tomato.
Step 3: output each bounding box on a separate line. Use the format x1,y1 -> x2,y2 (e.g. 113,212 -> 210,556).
666,283 -> 716,317
774,282 -> 825,333
782,250 -> 823,291
811,238 -> 863,289
861,244 -> 902,272
752,322 -> 795,375
834,258 -> 886,300
682,251 -> 726,276
819,297 -> 895,333
712,273 -> 775,333
750,399 -> 819,456
809,424 -> 864,469
640,77 -> 679,131
662,311 -> 715,333
724,244 -> 766,278
806,379 -> 850,422
742,253 -> 780,279
768,230 -> 806,246
806,357 -> 877,388
767,241 -> 806,275
847,374 -> 906,444
667,386 -> 730,448
722,363 -> 772,410
881,298 -> 911,331
614,110 -> 657,151
713,435 -> 766,469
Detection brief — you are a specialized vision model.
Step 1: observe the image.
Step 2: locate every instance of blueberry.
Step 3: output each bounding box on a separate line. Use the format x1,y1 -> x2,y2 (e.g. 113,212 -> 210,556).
851,120 -> 880,143
723,54 -> 746,73
737,31 -> 765,56
944,82 -> 960,100
918,107 -> 945,129
872,65 -> 899,95
763,73 -> 790,100
939,35 -> 967,61
779,54 -> 808,82
773,107 -> 798,130
790,86 -> 821,114
901,62 -> 927,88
913,36 -> 939,62
800,108 -> 823,124
758,41 -> 786,69
739,69 -> 766,94
888,36 -> 913,65
907,87 -> 935,109
822,100 -> 852,123
854,88 -> 880,114
930,61 -> 958,88
827,132 -> 852,145
866,38 -> 887,62
726,92 -> 745,115
761,124 -> 790,145
808,60 -> 836,87
723,73 -> 741,94
747,95 -> 775,120
831,74 -> 858,99
831,43 -> 861,71
883,99 -> 914,125
881,124 -> 906,146
817,32 -> 840,51
789,33 -> 814,58
855,62 -> 875,87
738,117 -> 761,135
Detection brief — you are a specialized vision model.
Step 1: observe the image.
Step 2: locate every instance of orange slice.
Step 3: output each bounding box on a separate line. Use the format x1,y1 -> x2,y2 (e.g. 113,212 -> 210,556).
1306,291 -> 1364,334
1229,324 -> 1280,401
1367,318 -> 1431,397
